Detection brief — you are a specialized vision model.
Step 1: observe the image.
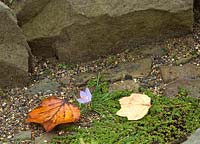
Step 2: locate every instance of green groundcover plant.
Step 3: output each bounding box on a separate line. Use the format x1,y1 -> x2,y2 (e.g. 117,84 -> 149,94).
52,78 -> 200,144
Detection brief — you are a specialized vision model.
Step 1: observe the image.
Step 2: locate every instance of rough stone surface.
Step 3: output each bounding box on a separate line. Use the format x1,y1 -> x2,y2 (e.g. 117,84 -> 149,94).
134,44 -> 166,57
27,78 -> 60,94
13,0 -> 193,62
175,54 -> 198,65
0,2 -> 31,88
13,131 -> 32,141
164,79 -> 200,98
11,0 -> 51,26
59,75 -> 71,86
102,58 -> 152,82
109,80 -> 140,93
160,64 -> 200,83
35,133 -> 57,144
74,73 -> 96,86
73,58 -> 151,86
183,128 -> 200,144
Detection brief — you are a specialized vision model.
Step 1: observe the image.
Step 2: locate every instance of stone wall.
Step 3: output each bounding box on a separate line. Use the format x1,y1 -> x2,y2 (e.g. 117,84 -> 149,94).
11,0 -> 193,63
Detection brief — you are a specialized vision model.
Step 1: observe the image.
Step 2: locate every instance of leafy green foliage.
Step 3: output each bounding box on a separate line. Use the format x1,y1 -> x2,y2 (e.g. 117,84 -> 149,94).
87,72 -> 108,95
52,79 -> 200,144
178,87 -> 189,97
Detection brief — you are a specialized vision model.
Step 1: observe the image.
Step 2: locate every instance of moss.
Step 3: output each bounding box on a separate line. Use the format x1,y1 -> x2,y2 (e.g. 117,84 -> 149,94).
177,87 -> 189,97
52,79 -> 200,144
57,63 -> 76,70
0,88 -> 4,96
107,55 -> 116,66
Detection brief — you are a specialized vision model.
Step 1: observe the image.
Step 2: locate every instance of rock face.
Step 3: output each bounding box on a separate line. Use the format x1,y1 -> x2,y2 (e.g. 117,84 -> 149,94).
13,131 -> 32,141
109,80 -> 140,93
12,0 -> 193,63
73,58 -> 152,86
164,79 -> 200,98
102,58 -> 152,82
27,78 -> 60,95
160,64 -> 200,98
160,64 -> 200,83
0,2 -> 31,88
11,0 -> 51,26
35,133 -> 57,144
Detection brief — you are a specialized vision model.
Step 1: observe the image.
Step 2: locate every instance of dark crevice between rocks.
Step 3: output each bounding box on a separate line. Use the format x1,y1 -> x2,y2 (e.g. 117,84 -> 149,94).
194,0 -> 200,22
194,0 -> 200,35
28,37 -> 58,58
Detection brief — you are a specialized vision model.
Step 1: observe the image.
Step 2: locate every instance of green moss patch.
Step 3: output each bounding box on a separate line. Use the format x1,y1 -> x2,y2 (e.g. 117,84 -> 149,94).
52,80 -> 200,144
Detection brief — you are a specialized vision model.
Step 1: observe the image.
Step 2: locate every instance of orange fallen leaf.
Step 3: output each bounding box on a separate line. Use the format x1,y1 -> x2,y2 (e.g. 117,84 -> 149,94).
116,93 -> 151,120
26,96 -> 80,132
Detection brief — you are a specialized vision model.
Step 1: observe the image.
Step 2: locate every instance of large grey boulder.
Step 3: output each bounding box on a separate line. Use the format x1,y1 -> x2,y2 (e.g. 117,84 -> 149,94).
11,0 -> 51,26
0,2 -> 31,88
13,0 -> 193,63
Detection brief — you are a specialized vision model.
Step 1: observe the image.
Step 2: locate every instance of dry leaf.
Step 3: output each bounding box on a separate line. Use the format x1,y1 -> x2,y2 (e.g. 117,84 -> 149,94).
116,93 -> 151,120
26,96 -> 80,132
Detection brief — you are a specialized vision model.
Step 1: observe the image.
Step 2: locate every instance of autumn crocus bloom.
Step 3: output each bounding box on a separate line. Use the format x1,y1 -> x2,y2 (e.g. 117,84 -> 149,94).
77,88 -> 92,104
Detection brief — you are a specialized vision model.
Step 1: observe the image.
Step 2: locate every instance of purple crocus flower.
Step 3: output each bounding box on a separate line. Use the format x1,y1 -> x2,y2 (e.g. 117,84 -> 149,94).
77,88 -> 92,104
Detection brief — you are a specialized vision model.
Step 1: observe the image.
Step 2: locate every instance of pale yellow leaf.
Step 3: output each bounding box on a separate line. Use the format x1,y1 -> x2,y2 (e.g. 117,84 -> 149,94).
116,93 -> 151,120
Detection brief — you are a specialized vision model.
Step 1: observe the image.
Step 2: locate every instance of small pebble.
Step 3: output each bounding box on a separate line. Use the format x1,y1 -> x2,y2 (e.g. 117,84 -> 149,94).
2,102 -> 6,107
7,135 -> 12,139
